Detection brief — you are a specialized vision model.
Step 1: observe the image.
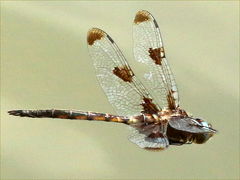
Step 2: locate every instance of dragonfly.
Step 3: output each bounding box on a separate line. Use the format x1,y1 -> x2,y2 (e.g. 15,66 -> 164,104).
8,10 -> 217,150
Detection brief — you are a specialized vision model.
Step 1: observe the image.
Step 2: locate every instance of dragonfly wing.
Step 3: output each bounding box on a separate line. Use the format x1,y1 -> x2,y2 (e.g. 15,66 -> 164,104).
87,28 -> 161,116
133,10 -> 179,110
129,124 -> 169,150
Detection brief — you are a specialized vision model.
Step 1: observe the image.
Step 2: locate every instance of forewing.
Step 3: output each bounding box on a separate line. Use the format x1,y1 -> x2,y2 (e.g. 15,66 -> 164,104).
133,10 -> 179,110
87,28 -> 161,116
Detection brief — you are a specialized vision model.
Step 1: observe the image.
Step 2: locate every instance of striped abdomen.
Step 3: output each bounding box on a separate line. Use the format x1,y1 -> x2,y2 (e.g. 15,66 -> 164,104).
8,109 -> 131,124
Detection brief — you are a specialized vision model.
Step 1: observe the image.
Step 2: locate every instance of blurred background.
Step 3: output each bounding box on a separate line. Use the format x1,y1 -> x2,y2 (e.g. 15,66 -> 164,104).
1,1 -> 239,179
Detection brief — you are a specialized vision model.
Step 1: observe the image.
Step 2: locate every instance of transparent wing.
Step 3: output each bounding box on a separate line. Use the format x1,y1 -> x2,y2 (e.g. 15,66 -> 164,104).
133,10 -> 179,110
87,28 -> 161,116
128,125 -> 169,150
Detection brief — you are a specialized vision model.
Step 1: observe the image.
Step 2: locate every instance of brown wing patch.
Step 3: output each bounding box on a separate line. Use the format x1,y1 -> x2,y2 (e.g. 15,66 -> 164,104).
87,28 -> 105,45
141,97 -> 159,114
134,10 -> 151,24
167,90 -> 177,110
113,65 -> 134,82
149,47 -> 165,65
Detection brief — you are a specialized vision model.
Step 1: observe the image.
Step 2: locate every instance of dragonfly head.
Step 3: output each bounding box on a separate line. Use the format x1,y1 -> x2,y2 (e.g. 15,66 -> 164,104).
168,117 -> 217,144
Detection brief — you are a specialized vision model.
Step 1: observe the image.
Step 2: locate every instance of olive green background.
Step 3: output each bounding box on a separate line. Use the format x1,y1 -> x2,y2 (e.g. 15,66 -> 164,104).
1,1 -> 239,179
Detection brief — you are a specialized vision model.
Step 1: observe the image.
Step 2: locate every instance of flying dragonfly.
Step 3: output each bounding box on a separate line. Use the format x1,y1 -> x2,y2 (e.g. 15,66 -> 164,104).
8,10 -> 217,150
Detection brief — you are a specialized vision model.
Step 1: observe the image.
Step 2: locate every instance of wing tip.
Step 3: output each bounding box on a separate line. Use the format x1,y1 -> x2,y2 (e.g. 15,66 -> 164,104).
87,28 -> 105,45
134,10 -> 152,24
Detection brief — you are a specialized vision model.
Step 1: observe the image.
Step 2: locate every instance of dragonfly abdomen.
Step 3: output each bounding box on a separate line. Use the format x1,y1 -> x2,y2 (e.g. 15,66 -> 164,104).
8,109 -> 130,123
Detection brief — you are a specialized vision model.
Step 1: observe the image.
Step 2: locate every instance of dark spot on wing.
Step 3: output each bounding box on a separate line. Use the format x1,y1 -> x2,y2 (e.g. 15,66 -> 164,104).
113,65 -> 134,82
87,28 -> 105,45
134,10 -> 151,24
153,19 -> 159,28
167,90 -> 177,110
141,97 -> 159,114
149,47 -> 165,65
107,35 -> 114,43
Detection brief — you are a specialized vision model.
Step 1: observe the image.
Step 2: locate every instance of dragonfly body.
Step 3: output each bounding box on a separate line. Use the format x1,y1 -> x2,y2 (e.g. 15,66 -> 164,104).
9,10 -> 216,150
9,107 -> 215,149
